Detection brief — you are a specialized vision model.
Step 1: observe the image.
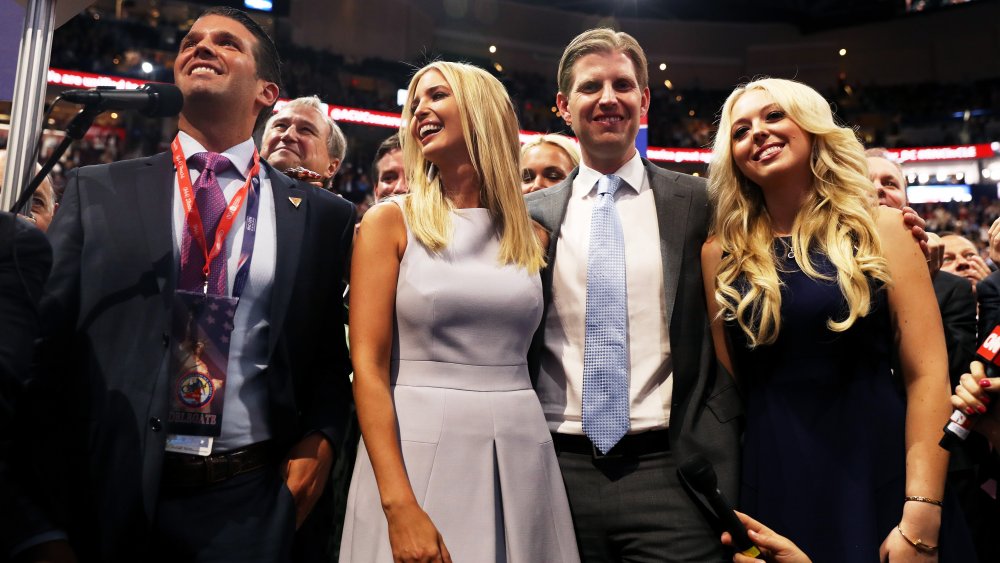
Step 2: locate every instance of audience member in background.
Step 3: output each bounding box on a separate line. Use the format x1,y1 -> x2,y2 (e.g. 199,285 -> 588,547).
866,148 -> 942,274
0,213 -> 75,562
342,60 -> 579,562
952,360 -> 1000,448
979,218 -> 1000,339
866,148 -> 976,387
962,217 -> 1000,563
703,77 -> 970,562
948,357 -> 1000,563
721,512 -> 812,563
0,150 -> 59,233
371,133 -> 408,201
520,133 -> 580,194
30,8 -> 355,561
261,95 -> 347,189
941,232 -> 991,290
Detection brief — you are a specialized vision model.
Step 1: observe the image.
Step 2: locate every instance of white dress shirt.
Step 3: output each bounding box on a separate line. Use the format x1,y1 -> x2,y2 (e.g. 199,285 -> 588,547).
536,151 -> 673,435
170,131 -> 277,451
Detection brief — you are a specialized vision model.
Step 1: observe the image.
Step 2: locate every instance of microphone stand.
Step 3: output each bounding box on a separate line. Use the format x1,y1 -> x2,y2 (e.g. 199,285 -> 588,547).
9,104 -> 103,214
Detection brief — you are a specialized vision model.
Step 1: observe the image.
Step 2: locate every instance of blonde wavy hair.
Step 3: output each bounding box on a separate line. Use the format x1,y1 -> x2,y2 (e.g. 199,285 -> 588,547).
399,61 -> 545,272
708,77 -> 891,347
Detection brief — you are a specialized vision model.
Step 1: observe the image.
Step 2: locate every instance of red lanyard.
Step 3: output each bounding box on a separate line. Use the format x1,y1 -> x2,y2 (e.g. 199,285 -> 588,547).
171,136 -> 261,289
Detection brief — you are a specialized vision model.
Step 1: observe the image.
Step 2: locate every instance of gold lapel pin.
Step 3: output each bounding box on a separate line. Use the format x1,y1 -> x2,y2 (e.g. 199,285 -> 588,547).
288,196 -> 302,208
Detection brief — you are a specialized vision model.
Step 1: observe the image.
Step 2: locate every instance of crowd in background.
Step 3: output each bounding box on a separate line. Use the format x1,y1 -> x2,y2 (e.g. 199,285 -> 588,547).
48,10 -> 1000,151
32,7 -> 1000,258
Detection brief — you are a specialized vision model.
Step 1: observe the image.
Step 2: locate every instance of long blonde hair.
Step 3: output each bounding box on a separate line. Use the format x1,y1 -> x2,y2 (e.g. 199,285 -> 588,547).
708,77 -> 891,347
400,61 -> 545,272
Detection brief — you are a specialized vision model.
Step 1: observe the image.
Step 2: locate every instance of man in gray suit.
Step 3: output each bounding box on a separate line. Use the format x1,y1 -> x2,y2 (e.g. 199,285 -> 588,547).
525,28 -> 741,562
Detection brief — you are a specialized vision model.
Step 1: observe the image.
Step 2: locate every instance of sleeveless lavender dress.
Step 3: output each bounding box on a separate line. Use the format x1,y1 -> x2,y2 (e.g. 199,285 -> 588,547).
339,206 -> 580,563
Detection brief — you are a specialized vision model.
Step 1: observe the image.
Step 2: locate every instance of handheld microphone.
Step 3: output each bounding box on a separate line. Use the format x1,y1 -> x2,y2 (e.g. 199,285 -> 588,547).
678,454 -> 761,559
941,325 -> 1000,450
61,83 -> 184,118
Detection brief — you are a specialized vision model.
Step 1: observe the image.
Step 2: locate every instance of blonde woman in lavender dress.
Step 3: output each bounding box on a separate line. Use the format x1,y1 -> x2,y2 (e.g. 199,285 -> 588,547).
339,61 -> 580,563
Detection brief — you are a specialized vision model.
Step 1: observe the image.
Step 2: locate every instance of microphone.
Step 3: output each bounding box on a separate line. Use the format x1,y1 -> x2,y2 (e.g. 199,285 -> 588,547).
678,454 -> 762,559
61,83 -> 184,117
941,325 -> 1000,450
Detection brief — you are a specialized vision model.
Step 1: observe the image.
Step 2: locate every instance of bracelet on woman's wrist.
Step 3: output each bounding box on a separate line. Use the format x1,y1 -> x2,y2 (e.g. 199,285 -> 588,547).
904,495 -> 943,507
897,526 -> 938,554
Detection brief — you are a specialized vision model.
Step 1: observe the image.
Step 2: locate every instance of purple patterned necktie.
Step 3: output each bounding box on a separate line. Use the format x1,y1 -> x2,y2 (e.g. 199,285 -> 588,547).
179,152 -> 233,295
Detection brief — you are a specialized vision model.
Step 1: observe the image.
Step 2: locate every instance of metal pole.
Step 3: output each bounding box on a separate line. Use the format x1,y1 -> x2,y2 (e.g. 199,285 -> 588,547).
1,0 -> 56,213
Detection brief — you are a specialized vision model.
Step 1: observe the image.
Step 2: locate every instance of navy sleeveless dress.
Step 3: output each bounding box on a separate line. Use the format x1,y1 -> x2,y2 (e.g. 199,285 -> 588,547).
724,239 -> 974,562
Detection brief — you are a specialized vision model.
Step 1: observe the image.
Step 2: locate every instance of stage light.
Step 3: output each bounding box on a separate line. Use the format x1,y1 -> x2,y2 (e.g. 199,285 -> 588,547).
489,45 -> 497,54
839,48 -> 847,56
664,79 -> 672,89
141,62 -> 154,74
659,63 -> 666,71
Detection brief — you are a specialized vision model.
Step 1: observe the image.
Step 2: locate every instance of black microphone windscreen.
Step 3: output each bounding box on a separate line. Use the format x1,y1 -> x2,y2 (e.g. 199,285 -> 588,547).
143,83 -> 184,117
678,453 -> 718,494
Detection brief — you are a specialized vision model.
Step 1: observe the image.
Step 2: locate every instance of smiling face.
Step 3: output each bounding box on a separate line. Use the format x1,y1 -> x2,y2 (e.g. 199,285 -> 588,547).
521,143 -> 574,194
728,89 -> 814,193
408,68 -> 467,166
867,156 -> 907,209
557,50 -> 649,173
174,14 -> 273,127
262,104 -> 338,180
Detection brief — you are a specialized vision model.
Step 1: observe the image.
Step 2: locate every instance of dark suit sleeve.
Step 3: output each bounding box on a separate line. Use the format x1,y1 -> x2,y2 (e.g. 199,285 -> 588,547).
936,274 -> 978,386
0,213 -> 55,554
300,195 -> 356,451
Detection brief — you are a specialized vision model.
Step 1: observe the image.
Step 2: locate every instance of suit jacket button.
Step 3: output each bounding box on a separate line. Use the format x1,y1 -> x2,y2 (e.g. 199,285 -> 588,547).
150,417 -> 162,432
162,332 -> 169,347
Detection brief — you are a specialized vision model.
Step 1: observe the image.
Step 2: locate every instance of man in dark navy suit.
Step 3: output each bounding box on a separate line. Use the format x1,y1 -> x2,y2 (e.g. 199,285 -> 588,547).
32,7 -> 354,562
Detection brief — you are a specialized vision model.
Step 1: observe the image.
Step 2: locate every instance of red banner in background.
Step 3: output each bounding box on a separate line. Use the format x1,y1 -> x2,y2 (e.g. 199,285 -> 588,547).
884,144 -> 996,163
44,68 -> 1000,165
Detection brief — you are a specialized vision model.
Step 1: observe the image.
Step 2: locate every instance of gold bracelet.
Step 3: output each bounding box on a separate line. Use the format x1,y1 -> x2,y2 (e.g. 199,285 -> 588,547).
904,495 -> 943,507
896,526 -> 938,554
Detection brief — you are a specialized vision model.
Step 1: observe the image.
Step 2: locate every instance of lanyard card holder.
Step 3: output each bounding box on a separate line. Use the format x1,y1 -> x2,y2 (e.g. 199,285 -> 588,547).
165,289 -> 239,454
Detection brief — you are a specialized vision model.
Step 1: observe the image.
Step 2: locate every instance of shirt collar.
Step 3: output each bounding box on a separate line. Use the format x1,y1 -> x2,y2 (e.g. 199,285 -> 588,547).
573,150 -> 646,199
176,130 -> 256,179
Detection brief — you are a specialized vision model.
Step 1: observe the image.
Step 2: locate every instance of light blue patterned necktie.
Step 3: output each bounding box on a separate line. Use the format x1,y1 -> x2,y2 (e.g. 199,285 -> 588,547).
582,174 -> 630,454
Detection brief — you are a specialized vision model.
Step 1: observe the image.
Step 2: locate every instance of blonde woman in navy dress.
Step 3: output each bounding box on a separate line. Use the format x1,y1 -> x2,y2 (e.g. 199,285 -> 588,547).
701,78 -> 971,562
339,61 -> 580,563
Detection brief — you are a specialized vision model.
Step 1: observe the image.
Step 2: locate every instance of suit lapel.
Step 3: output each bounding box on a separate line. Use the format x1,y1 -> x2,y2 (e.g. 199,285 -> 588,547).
267,163 -> 307,355
646,159 -> 690,329
535,169 -> 577,260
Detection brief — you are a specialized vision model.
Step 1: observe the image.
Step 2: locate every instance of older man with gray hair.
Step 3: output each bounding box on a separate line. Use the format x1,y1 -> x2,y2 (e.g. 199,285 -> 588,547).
262,95 -> 347,189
